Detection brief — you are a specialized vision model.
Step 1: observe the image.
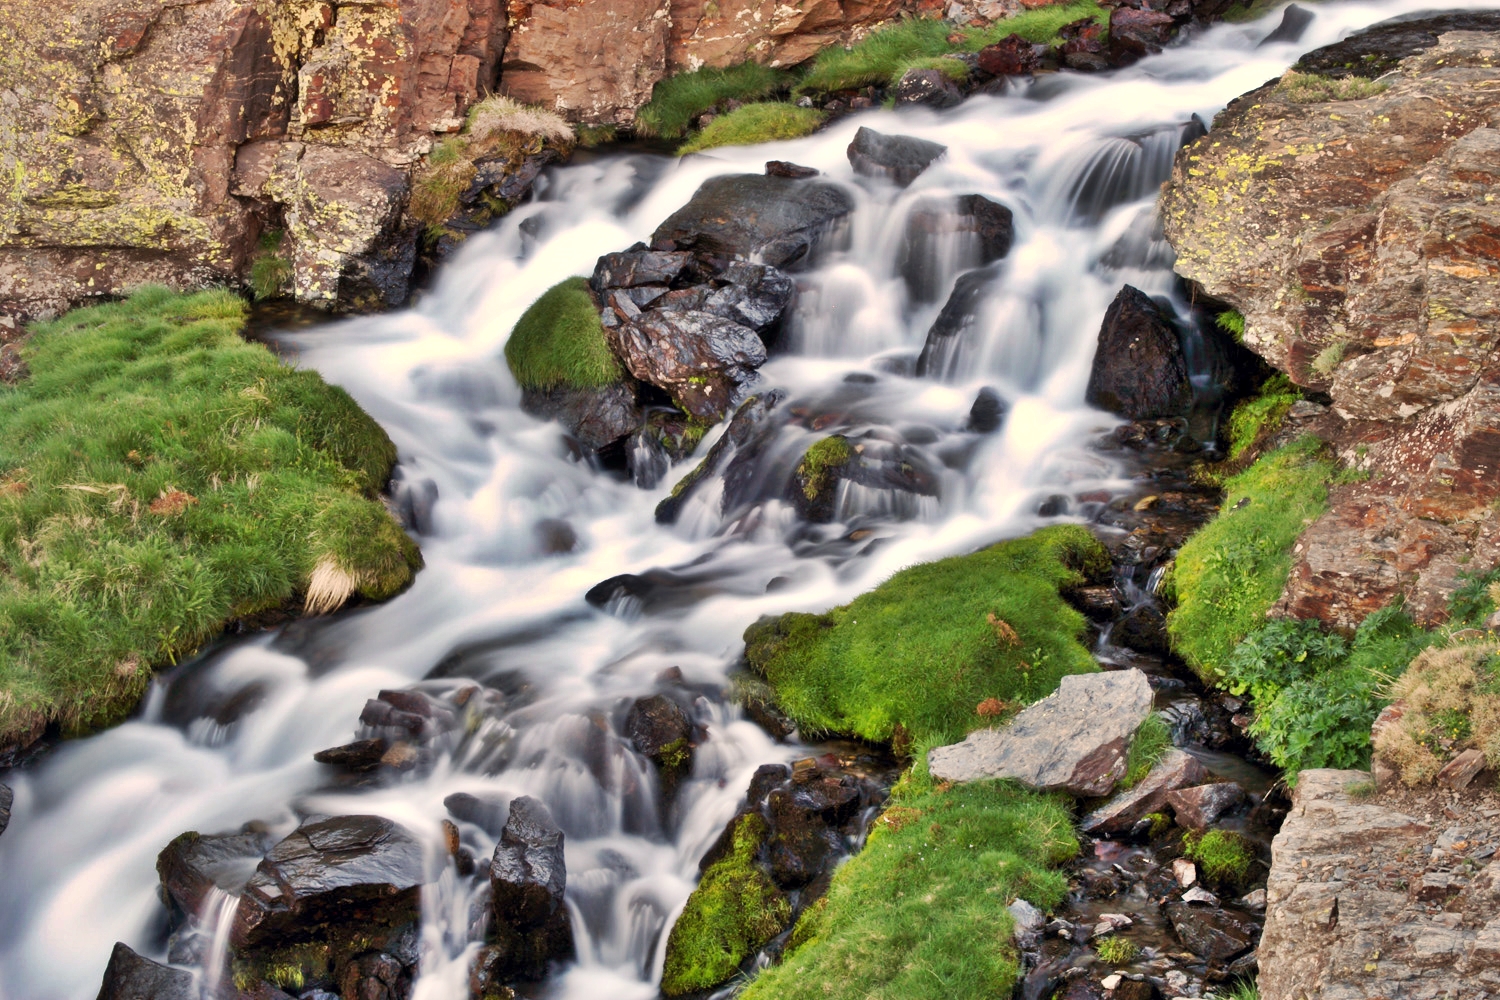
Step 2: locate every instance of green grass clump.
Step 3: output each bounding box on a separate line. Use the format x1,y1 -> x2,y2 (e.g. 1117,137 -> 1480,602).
1166,438 -> 1334,680
662,813 -> 790,997
1122,713 -> 1172,788
1279,70 -> 1389,104
249,229 -> 292,302
796,435 -> 853,501
739,771 -> 1076,1000
1224,373 -> 1300,460
743,525 -> 1107,746
0,288 -> 421,747
1216,309 -> 1245,342
678,103 -> 826,155
1095,935 -> 1140,965
503,278 -> 622,392
637,62 -> 794,140
1181,829 -> 1254,889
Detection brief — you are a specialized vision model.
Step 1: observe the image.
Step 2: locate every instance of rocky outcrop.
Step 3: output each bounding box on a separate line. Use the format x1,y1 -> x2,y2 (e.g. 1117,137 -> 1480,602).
1161,18 -> 1500,626
482,795 -> 574,982
927,669 -> 1154,794
1258,768 -> 1500,1000
1078,748 -> 1208,835
0,0 -> 510,324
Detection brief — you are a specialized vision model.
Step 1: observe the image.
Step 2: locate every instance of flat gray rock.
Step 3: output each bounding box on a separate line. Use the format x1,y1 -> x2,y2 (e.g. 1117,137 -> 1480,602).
927,669 -> 1153,796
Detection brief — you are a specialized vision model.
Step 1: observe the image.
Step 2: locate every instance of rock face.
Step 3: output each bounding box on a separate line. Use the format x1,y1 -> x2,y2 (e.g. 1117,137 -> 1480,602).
0,0 -> 508,324
484,795 -> 574,981
927,669 -> 1154,795
1085,285 -> 1192,420
94,942 -> 196,1000
847,127 -> 948,187
667,0 -> 911,72
1160,18 -> 1500,626
1257,769 -> 1500,1000
157,829 -> 276,921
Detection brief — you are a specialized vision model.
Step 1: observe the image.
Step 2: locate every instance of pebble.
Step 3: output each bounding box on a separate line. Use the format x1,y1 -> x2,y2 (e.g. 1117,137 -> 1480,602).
1102,973 -> 1123,990
1172,858 -> 1197,887
1181,886 -> 1218,905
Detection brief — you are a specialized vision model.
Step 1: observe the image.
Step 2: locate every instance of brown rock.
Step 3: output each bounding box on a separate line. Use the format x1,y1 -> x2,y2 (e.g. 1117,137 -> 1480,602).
977,34 -> 1041,76
667,0 -> 909,73
1085,285 -> 1193,420
1165,781 -> 1245,830
1109,6 -> 1176,57
1078,748 -> 1209,835
1435,748 -> 1486,791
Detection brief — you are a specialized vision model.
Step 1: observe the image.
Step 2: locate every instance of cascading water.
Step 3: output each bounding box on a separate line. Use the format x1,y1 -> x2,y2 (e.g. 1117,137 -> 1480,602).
0,3 -> 1488,997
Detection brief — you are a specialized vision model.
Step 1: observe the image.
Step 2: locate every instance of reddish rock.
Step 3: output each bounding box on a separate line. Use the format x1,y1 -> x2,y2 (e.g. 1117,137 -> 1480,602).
1060,17 -> 1109,71
667,0 -> 910,72
1165,781 -> 1246,830
977,34 -> 1041,76
1109,6 -> 1176,57
1079,748 -> 1210,834
1435,748 -> 1486,791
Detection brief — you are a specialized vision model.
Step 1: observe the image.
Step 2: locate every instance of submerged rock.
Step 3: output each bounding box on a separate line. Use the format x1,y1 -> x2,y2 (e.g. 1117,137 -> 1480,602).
927,669 -> 1154,795
900,195 -> 1014,303
651,174 -> 854,270
95,942 -> 196,1000
847,127 -> 948,188
520,382 -> 645,452
916,263 -> 1002,378
1085,285 -> 1191,420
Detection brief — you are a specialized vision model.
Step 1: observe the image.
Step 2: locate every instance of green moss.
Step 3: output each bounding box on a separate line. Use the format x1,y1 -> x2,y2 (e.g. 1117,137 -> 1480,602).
637,62 -> 794,140
1145,811 -> 1172,838
1279,70 -> 1389,104
744,525 -> 1107,746
678,103 -> 826,156
1225,374 -> 1300,460
249,229 -> 292,302
1122,713 -> 1171,789
1095,935 -> 1140,965
1216,309 -> 1245,342
1182,829 -> 1254,889
662,813 -> 790,997
577,124 -> 618,147
796,435 -> 853,501
1167,438 -> 1333,682
0,288 -> 421,748
741,770 -> 1076,1000
503,278 -> 622,391
659,735 -> 691,771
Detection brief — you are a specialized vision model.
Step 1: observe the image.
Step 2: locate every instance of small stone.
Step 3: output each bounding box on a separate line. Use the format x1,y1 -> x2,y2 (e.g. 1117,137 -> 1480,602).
1010,898 -> 1045,949
1181,886 -> 1218,905
1238,888 -> 1267,911
1436,749 -> 1485,791
1102,973 -> 1123,990
1172,858 -> 1198,887
1165,782 -> 1245,830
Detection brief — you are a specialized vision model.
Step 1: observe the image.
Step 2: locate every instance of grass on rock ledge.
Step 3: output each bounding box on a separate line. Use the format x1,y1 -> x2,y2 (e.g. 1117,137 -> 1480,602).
678,103 -> 826,156
637,62 -> 794,140
743,524 -> 1108,748
0,288 -> 421,748
739,767 -> 1076,1000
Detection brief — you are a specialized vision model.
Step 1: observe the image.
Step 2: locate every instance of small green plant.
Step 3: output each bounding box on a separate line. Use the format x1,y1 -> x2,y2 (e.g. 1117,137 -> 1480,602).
1311,340 -> 1347,376
1224,374 -> 1300,460
410,138 -> 479,227
1216,309 -> 1246,341
637,62 -> 794,139
678,103 -> 826,155
248,229 -> 292,301
1209,979 -> 1260,1000
1122,713 -> 1171,788
1182,829 -> 1254,889
1280,70 -> 1389,103
577,124 -> 618,147
1145,811 -> 1172,838
796,435 -> 853,501
1094,935 -> 1140,965
503,278 -> 622,391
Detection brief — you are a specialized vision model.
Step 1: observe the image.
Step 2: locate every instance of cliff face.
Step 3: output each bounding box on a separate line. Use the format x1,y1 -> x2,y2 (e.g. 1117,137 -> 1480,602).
1161,17 -> 1500,626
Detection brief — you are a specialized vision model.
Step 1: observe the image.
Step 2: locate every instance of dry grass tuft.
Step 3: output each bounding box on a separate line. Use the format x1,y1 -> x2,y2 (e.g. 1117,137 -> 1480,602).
466,95 -> 575,145
1375,642 -> 1500,785
1280,70 -> 1389,104
304,557 -> 359,616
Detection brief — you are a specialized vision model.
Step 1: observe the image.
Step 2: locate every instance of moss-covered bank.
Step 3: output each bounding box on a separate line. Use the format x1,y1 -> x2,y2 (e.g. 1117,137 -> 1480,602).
0,287 -> 420,749
503,278 -> 622,392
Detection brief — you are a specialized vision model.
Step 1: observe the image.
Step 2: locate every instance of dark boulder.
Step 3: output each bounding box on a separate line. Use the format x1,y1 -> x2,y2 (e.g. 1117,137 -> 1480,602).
894,68 -> 963,110
0,782 -> 10,839
788,434 -> 854,523
968,387 -> 1007,433
1165,902 -> 1259,961
1292,10 -> 1500,79
1114,604 -> 1169,654
1085,285 -> 1191,420
847,127 -> 948,188
766,160 -> 819,179
657,261 -> 795,332
519,382 -> 644,453
651,175 -> 854,270
624,694 -> 692,762
232,815 -> 427,951
1110,6 -> 1177,58
313,739 -> 388,772
901,196 -> 1014,303
607,308 -> 765,423
157,829 -> 276,921
766,770 -> 864,889
487,796 -> 574,981
95,942 -> 195,1000
656,391 -> 784,524
978,34 -> 1041,76
1257,3 -> 1313,46
916,264 -> 1001,379
590,248 -> 692,293
340,950 -> 408,1000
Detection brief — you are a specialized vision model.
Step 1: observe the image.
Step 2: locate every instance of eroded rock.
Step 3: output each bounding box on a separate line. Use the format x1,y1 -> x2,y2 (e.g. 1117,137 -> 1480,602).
1086,286 -> 1191,420
1166,782 -> 1245,830
95,942 -> 195,1000
651,175 -> 854,270
486,796 -> 574,982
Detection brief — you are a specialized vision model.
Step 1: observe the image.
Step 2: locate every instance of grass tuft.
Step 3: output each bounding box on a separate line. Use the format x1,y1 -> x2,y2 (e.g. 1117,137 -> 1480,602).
1216,309 -> 1245,342
739,769 -> 1076,1000
0,288 -> 421,747
1167,438 -> 1333,680
638,62 -> 794,140
503,278 -> 622,392
1122,713 -> 1172,788
743,525 -> 1107,747
1279,70 -> 1389,104
249,229 -> 292,302
1181,829 -> 1254,889
678,103 -> 826,156
465,95 -> 575,145
1095,935 -> 1140,965
1375,641 -> 1500,784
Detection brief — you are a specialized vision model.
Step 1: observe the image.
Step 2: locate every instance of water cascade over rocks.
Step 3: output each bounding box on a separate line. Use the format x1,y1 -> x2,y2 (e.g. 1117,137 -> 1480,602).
1,2 -> 1493,998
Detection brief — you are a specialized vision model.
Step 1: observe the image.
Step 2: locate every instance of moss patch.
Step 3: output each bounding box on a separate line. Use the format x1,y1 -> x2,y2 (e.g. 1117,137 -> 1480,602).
1279,70 -> 1389,104
1224,373 -> 1300,461
503,278 -> 622,392
743,525 -> 1107,746
1095,935 -> 1140,965
679,103 -> 826,156
739,770 -> 1076,1000
1181,829 -> 1254,890
637,62 -> 794,140
0,288 -> 420,749
662,813 -> 790,997
795,434 -> 853,501
249,229 -> 292,302
1166,438 -> 1333,681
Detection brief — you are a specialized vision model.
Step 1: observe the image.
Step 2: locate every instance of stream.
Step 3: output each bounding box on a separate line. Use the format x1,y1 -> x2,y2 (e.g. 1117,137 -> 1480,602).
0,3 -> 1485,997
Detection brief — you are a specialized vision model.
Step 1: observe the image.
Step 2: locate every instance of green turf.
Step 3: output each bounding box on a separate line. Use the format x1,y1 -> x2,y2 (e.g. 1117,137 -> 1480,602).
1224,373 -> 1300,461
0,287 -> 421,747
1166,438 -> 1334,681
1122,713 -> 1172,788
743,524 -> 1108,747
678,103 -> 827,155
503,278 -> 622,391
738,769 -> 1076,1000
637,62 -> 795,140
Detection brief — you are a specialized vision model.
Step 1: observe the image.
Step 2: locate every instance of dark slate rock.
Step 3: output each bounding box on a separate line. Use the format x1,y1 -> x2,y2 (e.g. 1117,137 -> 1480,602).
233,815 -> 427,949
94,942 -> 196,1000
1165,902 -> 1259,960
660,261 -> 795,332
766,160 -> 819,179
968,387 -> 1007,433
1114,604 -> 1169,655
847,127 -> 948,188
901,196 -> 1014,303
608,308 -> 766,421
313,738 -> 388,771
157,829 -> 276,920
519,381 -> 644,453
1293,10 -> 1500,78
916,264 -> 1002,378
1085,285 -> 1191,420
651,175 -> 854,270
624,694 -> 691,761
656,391 -> 785,524
591,248 -> 692,293
894,68 -> 963,110
488,796 -> 574,981
1258,3 -> 1314,46
0,783 -> 11,840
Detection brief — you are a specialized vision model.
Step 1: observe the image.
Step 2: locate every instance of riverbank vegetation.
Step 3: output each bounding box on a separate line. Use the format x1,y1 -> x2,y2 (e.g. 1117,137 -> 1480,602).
637,63 -> 794,140
0,288 -> 420,749
678,103 -> 826,155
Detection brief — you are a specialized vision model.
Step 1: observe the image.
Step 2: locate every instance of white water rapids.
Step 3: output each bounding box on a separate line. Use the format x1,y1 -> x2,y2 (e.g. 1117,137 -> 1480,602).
0,4 -> 1485,997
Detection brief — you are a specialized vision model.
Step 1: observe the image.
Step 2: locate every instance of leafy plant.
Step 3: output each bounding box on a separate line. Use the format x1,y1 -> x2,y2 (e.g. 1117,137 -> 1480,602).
1223,374 -> 1300,460
1094,935 -> 1140,965
1216,309 -> 1246,341
1182,829 -> 1254,889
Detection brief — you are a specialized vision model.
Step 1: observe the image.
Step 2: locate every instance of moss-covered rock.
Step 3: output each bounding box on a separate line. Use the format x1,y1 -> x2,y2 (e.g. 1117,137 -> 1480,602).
661,813 -> 790,997
505,278 -> 623,392
743,524 -> 1109,746
789,434 -> 853,522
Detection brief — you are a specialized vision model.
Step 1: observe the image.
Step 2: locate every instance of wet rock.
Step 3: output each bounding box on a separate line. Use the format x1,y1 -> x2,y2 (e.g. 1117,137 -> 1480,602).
656,391 -> 784,524
520,382 -> 645,453
607,310 -> 764,423
968,386 -> 1007,433
1113,604 -> 1169,654
658,260 -> 797,332
1165,901 -> 1259,960
901,195 -> 1014,302
977,34 -> 1041,76
1292,10 -> 1500,79
927,669 -> 1154,795
0,782 -> 10,839
1078,748 -> 1209,835
487,796 -> 574,981
340,951 -> 407,1000
1010,898 -> 1045,949
1060,17 -> 1110,72
894,68 -> 963,110
846,127 -> 948,188
591,249 -> 692,292
1258,3 -> 1314,46
766,160 -> 820,179
624,694 -> 692,763
651,174 -> 854,270
788,434 -> 855,523
157,829 -> 276,921
1068,585 -> 1121,619
916,263 -> 1001,378
1165,781 -> 1246,830
313,739 -> 389,772
95,942 -> 195,1000
1109,6 -> 1177,58
1085,286 -> 1191,420
232,816 -> 426,958
444,792 -> 509,837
